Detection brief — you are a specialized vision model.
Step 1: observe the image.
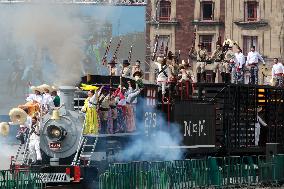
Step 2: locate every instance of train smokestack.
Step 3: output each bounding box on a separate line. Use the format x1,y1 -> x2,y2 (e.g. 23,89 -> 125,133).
59,86 -> 76,111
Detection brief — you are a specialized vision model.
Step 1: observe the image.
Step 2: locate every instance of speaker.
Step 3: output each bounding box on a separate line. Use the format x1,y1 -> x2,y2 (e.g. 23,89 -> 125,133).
266,143 -> 282,159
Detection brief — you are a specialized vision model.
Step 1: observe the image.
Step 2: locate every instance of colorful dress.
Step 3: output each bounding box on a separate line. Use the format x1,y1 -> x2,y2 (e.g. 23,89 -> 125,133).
82,97 -> 99,135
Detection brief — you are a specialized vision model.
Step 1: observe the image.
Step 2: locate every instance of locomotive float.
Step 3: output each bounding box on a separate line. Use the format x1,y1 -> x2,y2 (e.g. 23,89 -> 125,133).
5,74 -> 284,188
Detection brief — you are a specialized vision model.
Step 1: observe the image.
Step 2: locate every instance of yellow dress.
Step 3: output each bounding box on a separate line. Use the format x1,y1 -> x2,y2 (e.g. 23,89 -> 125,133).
82,97 -> 99,135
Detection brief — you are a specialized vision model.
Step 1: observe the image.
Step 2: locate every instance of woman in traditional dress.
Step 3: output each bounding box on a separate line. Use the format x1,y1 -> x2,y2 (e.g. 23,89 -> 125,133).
81,90 -> 99,135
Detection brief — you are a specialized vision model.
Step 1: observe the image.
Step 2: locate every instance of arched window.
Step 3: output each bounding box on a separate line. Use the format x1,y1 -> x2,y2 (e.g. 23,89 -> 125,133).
159,0 -> 171,21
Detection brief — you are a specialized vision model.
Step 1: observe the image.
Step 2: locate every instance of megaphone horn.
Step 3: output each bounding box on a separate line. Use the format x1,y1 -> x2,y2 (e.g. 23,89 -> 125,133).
9,108 -> 28,125
0,122 -> 10,136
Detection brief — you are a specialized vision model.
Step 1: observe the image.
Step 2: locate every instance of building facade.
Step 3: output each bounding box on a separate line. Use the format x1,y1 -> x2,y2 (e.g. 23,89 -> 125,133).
146,0 -> 284,83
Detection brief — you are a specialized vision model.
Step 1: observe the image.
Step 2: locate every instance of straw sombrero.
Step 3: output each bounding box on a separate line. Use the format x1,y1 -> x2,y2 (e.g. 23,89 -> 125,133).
9,108 -> 28,125
30,86 -> 43,94
39,84 -> 53,93
0,122 -> 9,136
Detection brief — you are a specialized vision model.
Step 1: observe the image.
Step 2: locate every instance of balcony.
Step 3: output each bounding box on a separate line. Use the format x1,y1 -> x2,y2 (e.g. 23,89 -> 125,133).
147,18 -> 179,26
191,20 -> 224,26
234,19 -> 269,29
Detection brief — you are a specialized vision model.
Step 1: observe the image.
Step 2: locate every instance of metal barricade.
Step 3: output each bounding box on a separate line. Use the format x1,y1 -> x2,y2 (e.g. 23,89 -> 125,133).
0,169 -> 43,189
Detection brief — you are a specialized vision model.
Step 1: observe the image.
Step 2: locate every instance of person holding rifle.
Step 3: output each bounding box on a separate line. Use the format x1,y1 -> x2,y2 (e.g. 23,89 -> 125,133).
189,43 -> 209,83
211,43 -> 223,83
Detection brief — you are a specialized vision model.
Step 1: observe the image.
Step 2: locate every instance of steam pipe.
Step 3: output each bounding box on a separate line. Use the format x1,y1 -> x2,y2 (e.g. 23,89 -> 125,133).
59,86 -> 76,111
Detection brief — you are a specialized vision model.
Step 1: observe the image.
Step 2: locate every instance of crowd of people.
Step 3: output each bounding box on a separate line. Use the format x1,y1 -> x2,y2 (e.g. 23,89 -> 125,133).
135,40 -> 284,96
7,84 -> 60,165
81,60 -> 144,135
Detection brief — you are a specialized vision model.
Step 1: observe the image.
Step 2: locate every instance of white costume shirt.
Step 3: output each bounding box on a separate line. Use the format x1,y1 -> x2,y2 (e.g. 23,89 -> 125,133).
125,87 -> 140,104
246,51 -> 265,65
154,62 -> 169,82
122,66 -> 131,77
235,52 -> 246,68
26,94 -> 43,104
272,63 -> 284,78
42,93 -> 53,106
88,94 -> 97,108
29,122 -> 40,140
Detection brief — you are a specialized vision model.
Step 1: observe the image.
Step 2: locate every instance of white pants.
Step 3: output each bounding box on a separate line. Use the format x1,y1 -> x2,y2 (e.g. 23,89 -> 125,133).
29,139 -> 42,161
157,80 -> 167,95
255,123 -> 260,146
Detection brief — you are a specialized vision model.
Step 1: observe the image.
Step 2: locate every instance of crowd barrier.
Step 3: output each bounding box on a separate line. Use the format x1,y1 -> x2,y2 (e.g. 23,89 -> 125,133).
99,154 -> 284,188
0,169 -> 43,189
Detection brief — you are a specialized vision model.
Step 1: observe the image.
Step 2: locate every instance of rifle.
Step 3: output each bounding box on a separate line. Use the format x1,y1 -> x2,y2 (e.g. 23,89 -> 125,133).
111,39 -> 122,63
102,38 -> 112,65
165,36 -> 169,57
152,35 -> 159,61
128,45 -> 133,63
188,25 -> 197,59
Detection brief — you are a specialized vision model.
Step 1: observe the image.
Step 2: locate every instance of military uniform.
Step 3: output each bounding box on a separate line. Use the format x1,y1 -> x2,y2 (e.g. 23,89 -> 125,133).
98,88 -> 110,134
190,46 -> 208,82
121,60 -> 131,77
211,47 -> 223,83
223,48 -> 235,83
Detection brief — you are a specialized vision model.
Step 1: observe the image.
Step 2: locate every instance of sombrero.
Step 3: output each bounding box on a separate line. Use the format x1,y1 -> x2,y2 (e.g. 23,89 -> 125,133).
39,84 -> 53,93
0,122 -> 9,136
9,108 -> 28,125
30,86 -> 43,93
51,85 -> 59,92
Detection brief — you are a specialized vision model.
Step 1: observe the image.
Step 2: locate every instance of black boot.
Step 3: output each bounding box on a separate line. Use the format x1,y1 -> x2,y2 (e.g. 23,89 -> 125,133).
212,72 -> 216,83
202,72 -> 207,83
197,73 -> 201,83
226,73 -> 231,83
221,72 -> 225,83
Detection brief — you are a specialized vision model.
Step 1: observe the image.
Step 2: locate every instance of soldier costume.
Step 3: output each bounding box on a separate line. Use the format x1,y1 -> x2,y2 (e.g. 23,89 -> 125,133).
121,59 -> 131,77
189,43 -> 208,83
211,44 -> 223,83
108,60 -> 118,76
224,46 -> 235,83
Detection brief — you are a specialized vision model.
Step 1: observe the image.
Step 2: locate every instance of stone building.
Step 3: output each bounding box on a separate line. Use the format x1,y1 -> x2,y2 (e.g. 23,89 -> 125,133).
146,0 -> 284,83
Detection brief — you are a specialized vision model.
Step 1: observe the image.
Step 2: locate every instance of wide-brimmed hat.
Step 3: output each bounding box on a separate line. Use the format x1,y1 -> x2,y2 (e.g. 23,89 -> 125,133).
123,59 -> 130,65
39,84 -> 53,93
30,86 -> 43,94
51,85 -> 59,92
133,71 -> 143,78
0,122 -> 9,136
9,108 -> 28,125
108,60 -> 117,64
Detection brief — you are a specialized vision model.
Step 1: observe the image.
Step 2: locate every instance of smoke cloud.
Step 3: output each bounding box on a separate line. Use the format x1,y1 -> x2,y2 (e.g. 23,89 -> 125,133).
0,2 -> 86,86
117,99 -> 184,161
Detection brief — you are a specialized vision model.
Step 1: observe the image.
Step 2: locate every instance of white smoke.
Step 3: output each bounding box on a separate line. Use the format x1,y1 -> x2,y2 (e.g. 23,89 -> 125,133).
117,100 -> 184,161
0,2 -> 87,86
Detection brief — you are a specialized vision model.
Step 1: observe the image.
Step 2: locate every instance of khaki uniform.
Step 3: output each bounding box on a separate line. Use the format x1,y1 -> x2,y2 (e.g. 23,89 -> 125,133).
121,66 -> 131,77
223,49 -> 235,73
108,66 -> 118,76
211,48 -> 223,73
190,48 -> 208,82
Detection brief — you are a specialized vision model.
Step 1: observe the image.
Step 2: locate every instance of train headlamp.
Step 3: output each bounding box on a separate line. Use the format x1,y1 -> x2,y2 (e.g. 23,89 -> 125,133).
47,125 -> 67,141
